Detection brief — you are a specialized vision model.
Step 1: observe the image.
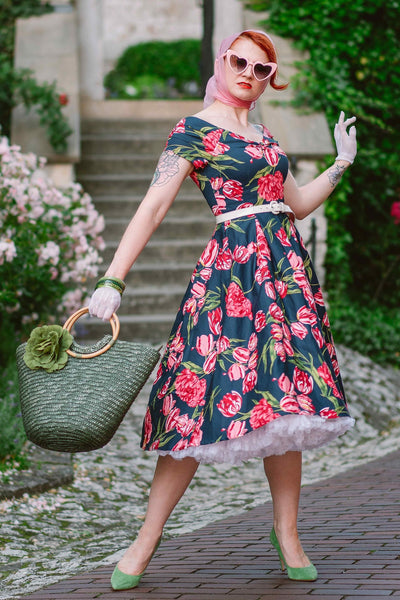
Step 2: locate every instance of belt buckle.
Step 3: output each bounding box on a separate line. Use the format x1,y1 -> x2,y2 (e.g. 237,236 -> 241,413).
269,201 -> 281,214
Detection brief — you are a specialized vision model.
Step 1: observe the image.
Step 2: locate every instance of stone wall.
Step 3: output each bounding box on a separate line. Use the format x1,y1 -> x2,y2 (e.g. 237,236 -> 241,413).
102,0 -> 202,74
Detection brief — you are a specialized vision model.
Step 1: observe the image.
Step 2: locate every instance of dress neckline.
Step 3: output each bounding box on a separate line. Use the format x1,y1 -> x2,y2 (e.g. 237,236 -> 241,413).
188,115 -> 269,144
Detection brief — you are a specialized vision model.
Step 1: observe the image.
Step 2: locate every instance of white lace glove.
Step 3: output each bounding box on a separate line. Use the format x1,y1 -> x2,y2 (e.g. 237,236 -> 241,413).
88,287 -> 121,321
334,110 -> 357,164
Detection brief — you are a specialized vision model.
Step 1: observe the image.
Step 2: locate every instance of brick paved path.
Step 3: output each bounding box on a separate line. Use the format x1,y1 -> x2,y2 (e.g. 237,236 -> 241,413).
19,449 -> 400,600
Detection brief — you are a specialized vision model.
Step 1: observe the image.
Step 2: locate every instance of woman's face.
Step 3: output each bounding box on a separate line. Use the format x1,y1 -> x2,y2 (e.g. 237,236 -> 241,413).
223,37 -> 270,103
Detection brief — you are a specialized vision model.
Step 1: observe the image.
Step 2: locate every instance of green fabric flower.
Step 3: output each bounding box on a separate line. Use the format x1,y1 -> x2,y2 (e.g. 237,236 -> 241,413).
24,325 -> 73,373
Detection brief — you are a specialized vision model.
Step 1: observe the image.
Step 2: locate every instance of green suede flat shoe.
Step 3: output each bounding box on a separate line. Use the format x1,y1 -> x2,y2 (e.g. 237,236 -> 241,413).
111,537 -> 162,591
270,527 -> 318,582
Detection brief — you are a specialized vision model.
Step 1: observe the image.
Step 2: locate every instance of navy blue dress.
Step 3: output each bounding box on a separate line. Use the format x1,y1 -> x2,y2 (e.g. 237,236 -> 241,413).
141,116 -> 353,464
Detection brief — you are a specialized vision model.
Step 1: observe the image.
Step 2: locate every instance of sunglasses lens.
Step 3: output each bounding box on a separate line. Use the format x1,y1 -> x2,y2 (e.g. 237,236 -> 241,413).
254,63 -> 273,80
229,54 -> 248,74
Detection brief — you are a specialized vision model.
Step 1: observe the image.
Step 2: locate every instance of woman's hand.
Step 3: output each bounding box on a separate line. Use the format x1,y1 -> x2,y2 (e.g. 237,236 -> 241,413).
334,111 -> 357,164
88,287 -> 121,321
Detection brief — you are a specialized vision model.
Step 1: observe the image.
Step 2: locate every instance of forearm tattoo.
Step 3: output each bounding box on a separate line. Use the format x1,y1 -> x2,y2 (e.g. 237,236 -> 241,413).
151,150 -> 180,187
327,163 -> 346,188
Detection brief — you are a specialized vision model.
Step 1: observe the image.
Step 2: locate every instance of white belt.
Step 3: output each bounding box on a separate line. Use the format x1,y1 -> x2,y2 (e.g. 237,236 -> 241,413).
215,201 -> 295,224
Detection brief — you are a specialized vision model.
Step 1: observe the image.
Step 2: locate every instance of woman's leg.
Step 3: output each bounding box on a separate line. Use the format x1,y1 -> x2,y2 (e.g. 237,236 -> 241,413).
117,455 -> 199,575
263,451 -> 311,568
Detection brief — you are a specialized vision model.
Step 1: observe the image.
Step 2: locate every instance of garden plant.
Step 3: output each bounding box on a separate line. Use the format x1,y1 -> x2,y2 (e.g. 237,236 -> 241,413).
0,135 -> 105,465
246,0 -> 400,367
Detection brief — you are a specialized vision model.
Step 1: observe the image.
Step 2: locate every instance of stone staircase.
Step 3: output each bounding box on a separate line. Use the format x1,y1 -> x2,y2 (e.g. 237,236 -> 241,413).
76,119 -> 214,343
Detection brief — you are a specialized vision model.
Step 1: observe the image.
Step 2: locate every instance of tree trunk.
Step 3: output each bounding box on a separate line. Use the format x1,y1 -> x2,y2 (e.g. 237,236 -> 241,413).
200,0 -> 214,96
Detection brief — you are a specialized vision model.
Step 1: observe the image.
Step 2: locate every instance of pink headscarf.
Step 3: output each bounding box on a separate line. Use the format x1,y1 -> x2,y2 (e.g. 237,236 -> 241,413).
203,29 -> 276,111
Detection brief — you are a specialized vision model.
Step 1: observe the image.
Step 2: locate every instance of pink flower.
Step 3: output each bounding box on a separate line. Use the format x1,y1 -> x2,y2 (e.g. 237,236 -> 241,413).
243,369 -> 257,393
269,302 -> 285,322
287,250 -> 304,270
312,327 -> 324,348
217,335 -> 230,353
275,227 -> 291,247
175,369 -> 206,407
278,373 -> 293,394
248,349 -> 258,369
271,323 -> 283,341
317,363 -> 342,399
293,367 -> 314,395
244,144 -> 263,159
320,407 -> 339,419
275,280 -> 288,298
297,305 -> 317,326
195,334 -> 214,357
233,245 -> 252,263
291,321 -> 309,339
217,391 -> 243,417
297,394 -> 315,413
248,332 -> 258,351
142,408 -> 153,447
265,281 -> 276,299
228,363 -> 247,381
215,249 -> 233,270
162,394 -> 176,416
250,398 -> 277,429
183,297 -> 197,315
191,281 -> 206,298
203,129 -> 230,155
391,201 -> 400,225
258,171 -> 284,201
227,420 -> 248,439
223,179 -> 243,201
200,238 -> 219,267
166,407 -> 181,431
226,282 -> 253,319
233,346 -> 250,363
254,310 -> 267,332
203,350 -> 217,374
172,439 -> 189,451
208,307 -> 222,335
211,177 -> 223,190
280,395 -> 300,412
263,146 -> 280,167
189,415 -> 204,446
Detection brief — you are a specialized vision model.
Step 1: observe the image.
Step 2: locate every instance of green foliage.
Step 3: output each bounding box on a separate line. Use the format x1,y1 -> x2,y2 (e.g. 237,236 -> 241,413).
0,361 -> 26,462
105,39 -> 202,99
329,302 -> 400,369
245,0 -> 400,308
0,0 -> 72,153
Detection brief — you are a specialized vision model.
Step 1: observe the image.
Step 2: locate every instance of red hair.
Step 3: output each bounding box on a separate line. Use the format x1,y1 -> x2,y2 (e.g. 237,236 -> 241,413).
238,31 -> 288,91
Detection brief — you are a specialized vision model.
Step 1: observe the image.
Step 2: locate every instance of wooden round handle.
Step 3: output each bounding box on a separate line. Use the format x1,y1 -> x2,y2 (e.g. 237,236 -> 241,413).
62,307 -> 120,359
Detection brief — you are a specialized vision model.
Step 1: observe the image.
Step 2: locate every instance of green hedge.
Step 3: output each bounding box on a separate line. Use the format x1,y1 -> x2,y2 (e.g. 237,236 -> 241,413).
104,39 -> 202,99
246,0 -> 400,308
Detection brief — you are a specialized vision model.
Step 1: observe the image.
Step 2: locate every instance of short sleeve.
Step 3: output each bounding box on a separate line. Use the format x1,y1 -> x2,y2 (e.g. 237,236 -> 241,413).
164,118 -> 204,165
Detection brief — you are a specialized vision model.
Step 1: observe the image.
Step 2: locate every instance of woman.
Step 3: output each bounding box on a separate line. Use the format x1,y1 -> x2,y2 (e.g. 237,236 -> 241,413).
89,29 -> 357,590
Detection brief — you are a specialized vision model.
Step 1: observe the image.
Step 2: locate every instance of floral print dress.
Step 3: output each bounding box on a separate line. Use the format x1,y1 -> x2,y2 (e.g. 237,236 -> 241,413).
141,116 -> 354,464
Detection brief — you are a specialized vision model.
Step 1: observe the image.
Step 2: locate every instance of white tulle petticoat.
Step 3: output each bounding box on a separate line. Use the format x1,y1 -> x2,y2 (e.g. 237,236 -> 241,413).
156,414 -> 355,465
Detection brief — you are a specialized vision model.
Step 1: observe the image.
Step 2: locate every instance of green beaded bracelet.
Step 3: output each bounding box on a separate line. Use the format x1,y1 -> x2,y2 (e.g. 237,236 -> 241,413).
95,276 -> 126,295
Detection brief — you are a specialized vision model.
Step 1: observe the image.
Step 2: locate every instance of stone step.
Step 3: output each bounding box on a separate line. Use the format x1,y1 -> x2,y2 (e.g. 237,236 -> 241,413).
76,154 -> 159,176
81,119 -> 177,135
76,313 -> 175,344
78,173 -> 195,195
124,262 -> 195,286
120,284 -> 186,315
92,194 -> 208,219
101,215 -> 215,241
103,238 -> 207,264
81,135 -> 166,156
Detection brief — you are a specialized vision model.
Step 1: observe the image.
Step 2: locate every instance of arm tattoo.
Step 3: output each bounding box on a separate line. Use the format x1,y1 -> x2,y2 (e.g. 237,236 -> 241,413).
327,163 -> 346,188
151,150 -> 181,187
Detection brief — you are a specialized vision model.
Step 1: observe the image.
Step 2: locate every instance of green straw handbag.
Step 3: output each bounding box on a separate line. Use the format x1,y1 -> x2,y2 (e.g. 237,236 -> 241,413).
16,307 -> 160,453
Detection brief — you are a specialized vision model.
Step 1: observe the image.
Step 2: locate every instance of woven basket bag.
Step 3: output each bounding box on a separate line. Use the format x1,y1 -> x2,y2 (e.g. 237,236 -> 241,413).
16,308 -> 160,453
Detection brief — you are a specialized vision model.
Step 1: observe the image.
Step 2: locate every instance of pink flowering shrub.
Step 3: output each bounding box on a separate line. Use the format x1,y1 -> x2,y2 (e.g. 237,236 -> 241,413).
0,136 -> 105,333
